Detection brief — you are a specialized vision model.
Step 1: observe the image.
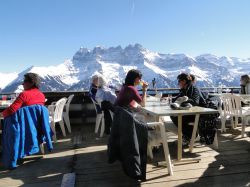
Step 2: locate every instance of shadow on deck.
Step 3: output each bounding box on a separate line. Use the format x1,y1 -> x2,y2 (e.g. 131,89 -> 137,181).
0,123 -> 250,187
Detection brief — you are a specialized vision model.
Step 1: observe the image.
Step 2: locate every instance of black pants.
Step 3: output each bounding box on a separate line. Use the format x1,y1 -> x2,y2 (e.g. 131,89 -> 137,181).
170,115 -> 195,140
101,101 -> 115,134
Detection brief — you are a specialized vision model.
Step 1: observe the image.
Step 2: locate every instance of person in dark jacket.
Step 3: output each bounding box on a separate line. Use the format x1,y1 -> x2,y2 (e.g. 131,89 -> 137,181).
190,74 -> 196,85
190,74 -> 207,105
171,73 -> 204,142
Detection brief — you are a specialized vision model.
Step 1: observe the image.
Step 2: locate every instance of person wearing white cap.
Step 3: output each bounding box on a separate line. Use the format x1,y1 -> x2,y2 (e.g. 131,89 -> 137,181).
96,75 -> 117,134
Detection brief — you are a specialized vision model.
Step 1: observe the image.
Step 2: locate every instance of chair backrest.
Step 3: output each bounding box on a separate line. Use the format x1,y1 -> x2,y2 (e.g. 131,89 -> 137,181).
65,94 -> 74,114
220,94 -> 242,117
109,110 -> 114,120
90,97 -> 101,114
230,94 -> 243,116
220,94 -> 233,117
53,97 -> 67,122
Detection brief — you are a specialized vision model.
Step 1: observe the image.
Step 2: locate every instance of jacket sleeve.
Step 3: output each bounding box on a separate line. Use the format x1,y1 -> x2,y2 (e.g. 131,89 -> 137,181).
2,93 -> 25,118
246,83 -> 250,94
172,90 -> 184,103
187,87 -> 200,106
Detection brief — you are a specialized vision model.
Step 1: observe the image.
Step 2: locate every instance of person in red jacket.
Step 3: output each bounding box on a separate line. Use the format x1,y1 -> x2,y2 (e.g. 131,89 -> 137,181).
2,73 -> 45,118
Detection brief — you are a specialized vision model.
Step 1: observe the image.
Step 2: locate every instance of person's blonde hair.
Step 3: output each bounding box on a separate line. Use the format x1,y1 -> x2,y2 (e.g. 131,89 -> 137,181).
91,74 -> 99,83
97,75 -> 107,87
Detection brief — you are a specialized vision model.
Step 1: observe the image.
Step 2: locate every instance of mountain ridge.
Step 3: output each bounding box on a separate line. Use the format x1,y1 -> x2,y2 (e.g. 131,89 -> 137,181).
1,44 -> 249,93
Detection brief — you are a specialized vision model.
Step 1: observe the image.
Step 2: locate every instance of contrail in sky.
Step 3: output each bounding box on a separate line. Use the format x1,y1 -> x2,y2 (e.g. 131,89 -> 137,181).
131,0 -> 135,17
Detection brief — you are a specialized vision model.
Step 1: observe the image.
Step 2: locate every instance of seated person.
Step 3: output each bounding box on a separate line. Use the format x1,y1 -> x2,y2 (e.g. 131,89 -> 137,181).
89,74 -> 102,113
171,73 -> 204,143
89,74 -> 99,98
115,69 -> 148,123
96,75 -> 117,134
190,74 -> 196,85
2,73 -> 45,118
190,74 -> 207,104
240,74 -> 250,94
115,69 -> 148,109
115,69 -> 148,108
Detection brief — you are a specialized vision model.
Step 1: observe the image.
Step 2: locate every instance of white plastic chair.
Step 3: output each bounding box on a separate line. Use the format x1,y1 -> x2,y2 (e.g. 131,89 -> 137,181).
147,121 -> 173,176
99,110 -> 114,138
63,94 -> 74,133
219,94 -> 235,132
228,94 -> 250,137
162,114 -> 219,153
90,97 -> 105,137
48,97 -> 68,142
130,114 -> 173,175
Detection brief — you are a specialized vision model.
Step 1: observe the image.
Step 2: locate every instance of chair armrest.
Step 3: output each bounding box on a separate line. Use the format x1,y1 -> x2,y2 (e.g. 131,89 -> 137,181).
48,104 -> 56,115
147,122 -> 163,130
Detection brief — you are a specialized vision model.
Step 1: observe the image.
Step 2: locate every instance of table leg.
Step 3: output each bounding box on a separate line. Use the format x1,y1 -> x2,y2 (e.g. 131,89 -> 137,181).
189,114 -> 200,153
159,121 -> 173,176
177,114 -> 182,161
175,114 -> 200,164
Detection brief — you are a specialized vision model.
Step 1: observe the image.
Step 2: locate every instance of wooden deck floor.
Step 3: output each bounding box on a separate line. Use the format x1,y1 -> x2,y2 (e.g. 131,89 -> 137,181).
0,124 -> 250,187
74,125 -> 250,187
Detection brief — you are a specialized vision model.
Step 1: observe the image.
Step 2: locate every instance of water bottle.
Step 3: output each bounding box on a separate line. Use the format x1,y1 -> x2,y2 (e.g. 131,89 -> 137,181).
218,82 -> 223,94
168,94 -> 172,104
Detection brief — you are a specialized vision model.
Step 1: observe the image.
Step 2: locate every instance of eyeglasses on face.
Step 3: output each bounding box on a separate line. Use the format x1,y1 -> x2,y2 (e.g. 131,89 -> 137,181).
23,79 -> 31,83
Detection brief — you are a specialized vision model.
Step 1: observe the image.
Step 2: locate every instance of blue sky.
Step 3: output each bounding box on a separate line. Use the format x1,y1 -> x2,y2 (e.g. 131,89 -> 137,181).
1,0 -> 250,73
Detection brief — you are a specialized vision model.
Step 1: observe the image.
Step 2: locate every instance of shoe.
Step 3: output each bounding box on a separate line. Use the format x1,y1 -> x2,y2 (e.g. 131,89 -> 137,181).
104,131 -> 110,135
182,136 -> 190,146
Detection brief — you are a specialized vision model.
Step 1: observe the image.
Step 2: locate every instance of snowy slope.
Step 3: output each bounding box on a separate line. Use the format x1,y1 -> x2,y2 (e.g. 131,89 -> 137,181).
0,72 -> 18,91
1,44 -> 250,93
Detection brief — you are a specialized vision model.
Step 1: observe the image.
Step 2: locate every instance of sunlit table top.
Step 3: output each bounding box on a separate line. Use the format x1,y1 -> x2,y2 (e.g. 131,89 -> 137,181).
209,93 -> 250,97
0,105 -> 10,110
143,98 -> 218,117
0,101 -> 11,111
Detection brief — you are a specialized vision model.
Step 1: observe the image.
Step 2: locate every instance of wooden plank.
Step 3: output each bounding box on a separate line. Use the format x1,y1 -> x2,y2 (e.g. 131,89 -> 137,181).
61,173 -> 75,187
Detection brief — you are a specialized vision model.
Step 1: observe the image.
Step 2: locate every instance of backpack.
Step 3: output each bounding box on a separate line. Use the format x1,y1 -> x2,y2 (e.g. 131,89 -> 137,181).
198,96 -> 220,145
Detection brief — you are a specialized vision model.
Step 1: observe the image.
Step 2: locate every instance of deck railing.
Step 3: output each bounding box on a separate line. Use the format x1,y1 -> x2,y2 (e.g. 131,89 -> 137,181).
0,87 -> 241,126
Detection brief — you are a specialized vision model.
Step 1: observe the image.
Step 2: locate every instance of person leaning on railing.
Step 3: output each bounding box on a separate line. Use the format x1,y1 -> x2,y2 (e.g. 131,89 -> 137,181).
2,73 -> 45,118
115,69 -> 148,108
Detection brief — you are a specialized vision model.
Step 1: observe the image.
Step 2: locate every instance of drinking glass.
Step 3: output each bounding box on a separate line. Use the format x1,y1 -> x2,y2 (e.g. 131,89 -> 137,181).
155,92 -> 162,103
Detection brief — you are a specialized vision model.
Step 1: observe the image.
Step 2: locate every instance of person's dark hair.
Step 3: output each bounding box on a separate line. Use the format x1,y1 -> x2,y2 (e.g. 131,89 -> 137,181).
124,69 -> 142,86
240,74 -> 250,85
177,73 -> 192,84
190,74 -> 196,82
23,73 -> 41,88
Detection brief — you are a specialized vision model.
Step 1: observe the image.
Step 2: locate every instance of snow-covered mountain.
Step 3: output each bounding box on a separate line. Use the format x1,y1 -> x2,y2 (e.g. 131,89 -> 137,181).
1,44 -> 250,93
0,72 -> 18,91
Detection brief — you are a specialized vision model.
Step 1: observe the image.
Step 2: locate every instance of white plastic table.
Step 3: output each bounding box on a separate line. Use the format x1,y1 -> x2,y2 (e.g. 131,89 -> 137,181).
142,100 -> 218,161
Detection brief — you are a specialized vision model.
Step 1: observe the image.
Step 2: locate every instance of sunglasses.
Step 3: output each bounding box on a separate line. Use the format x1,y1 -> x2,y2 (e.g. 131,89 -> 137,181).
23,79 -> 31,83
